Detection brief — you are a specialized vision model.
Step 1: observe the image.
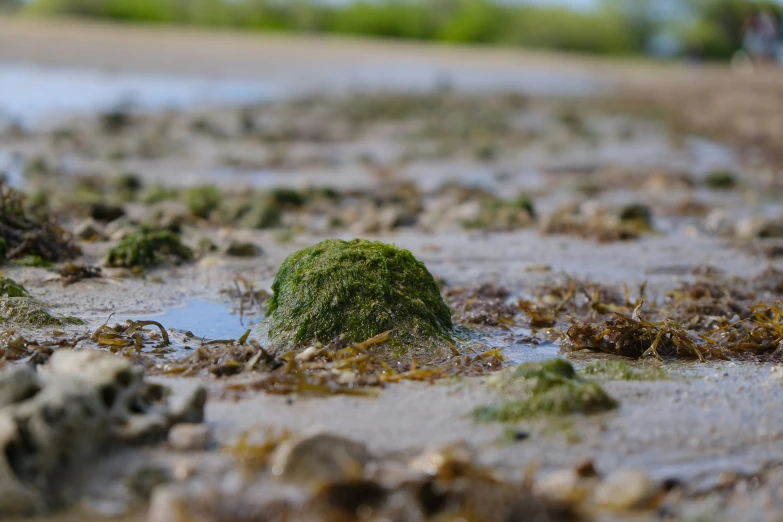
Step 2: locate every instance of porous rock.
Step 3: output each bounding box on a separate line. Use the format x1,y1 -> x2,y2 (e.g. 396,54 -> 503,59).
0,350 -> 206,516
592,468 -> 660,511
271,433 -> 372,484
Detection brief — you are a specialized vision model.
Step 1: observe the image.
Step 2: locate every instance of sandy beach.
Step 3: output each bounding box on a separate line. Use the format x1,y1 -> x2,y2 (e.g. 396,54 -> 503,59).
3,17 -> 783,522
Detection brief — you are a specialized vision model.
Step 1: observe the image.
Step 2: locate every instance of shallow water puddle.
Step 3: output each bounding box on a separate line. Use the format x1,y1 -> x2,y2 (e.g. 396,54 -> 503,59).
121,299 -> 261,342
493,336 -> 561,365
0,63 -> 277,124
472,326 -> 562,365
123,300 -> 558,364
0,151 -> 24,188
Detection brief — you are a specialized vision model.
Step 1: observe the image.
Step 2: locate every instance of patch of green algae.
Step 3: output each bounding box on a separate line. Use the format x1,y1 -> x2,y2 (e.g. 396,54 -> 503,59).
0,277 -> 28,298
0,277 -> 82,326
0,297 -> 83,327
187,185 -> 221,219
581,360 -> 667,381
106,229 -> 193,270
474,359 -> 617,422
262,238 -> 452,351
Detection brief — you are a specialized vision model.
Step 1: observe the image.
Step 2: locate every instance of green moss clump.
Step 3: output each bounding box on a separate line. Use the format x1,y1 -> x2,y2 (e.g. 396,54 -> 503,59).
114,172 -> 143,202
705,170 -> 737,190
262,238 -> 452,350
270,188 -> 308,209
106,229 -> 193,270
141,185 -> 179,205
14,255 -> 54,268
474,359 -> 617,422
463,194 -> 536,231
237,199 -> 283,230
0,277 -> 27,298
225,241 -> 262,258
0,297 -> 83,327
186,185 -> 221,219
581,360 -> 667,381
619,203 -> 653,230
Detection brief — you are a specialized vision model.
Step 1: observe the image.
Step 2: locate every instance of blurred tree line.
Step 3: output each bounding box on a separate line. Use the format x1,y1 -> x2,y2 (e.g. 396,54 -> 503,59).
10,0 -> 783,61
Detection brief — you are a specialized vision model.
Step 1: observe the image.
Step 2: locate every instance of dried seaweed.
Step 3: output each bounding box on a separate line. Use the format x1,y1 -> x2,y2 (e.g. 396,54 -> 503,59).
445,285 -> 517,327
222,428 -> 292,474
0,183 -> 79,263
223,332 -> 505,397
221,276 -> 270,322
565,304 -> 704,361
58,263 -> 102,286
92,318 -> 170,353
541,204 -> 653,242
0,329 -> 86,368
160,339 -> 268,378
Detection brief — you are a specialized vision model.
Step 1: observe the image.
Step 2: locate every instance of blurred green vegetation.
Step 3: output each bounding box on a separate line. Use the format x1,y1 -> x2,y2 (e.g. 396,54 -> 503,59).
14,0 -> 783,60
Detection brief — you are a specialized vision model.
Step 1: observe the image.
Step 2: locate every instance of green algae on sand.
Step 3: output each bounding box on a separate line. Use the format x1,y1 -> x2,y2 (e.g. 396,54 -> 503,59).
0,297 -> 83,327
0,278 -> 81,326
261,238 -> 452,352
187,185 -> 221,219
106,229 -> 193,270
0,277 -> 27,298
581,360 -> 667,381
475,359 -> 617,422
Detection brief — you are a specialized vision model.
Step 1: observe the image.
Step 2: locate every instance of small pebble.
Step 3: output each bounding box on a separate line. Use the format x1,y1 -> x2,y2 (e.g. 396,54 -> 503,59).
593,469 -> 660,511
147,486 -> 190,522
574,458 -> 598,478
74,218 -> 107,241
168,423 -> 211,451
272,433 -> 371,483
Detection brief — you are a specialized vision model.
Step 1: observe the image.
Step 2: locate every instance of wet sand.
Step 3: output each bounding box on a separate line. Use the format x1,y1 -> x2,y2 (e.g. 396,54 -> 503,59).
3,17 -> 783,522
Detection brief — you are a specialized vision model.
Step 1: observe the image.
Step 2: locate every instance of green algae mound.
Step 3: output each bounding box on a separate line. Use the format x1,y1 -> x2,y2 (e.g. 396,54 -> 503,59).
0,297 -> 83,328
262,238 -> 452,350
187,185 -> 221,219
106,229 -> 193,270
0,278 -> 81,327
0,277 -> 27,298
581,360 -> 667,381
475,359 -> 617,422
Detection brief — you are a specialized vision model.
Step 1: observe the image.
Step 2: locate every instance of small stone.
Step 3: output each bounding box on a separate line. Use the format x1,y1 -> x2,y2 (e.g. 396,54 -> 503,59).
271,433 -> 371,483
147,486 -> 190,522
168,423 -> 211,451
736,217 -> 783,239
294,346 -> 320,362
769,366 -> 783,384
704,209 -> 732,235
305,479 -> 387,518
89,202 -> 126,223
593,469 -> 660,511
0,366 -> 40,409
409,443 -> 473,478
536,470 -> 592,505
105,216 -> 134,238
619,203 -> 653,229
225,241 -> 262,258
74,219 -> 107,241
127,466 -> 170,499
574,458 -> 599,478
168,386 -> 207,425
172,460 -> 197,481
196,237 -> 218,257
115,414 -> 169,443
